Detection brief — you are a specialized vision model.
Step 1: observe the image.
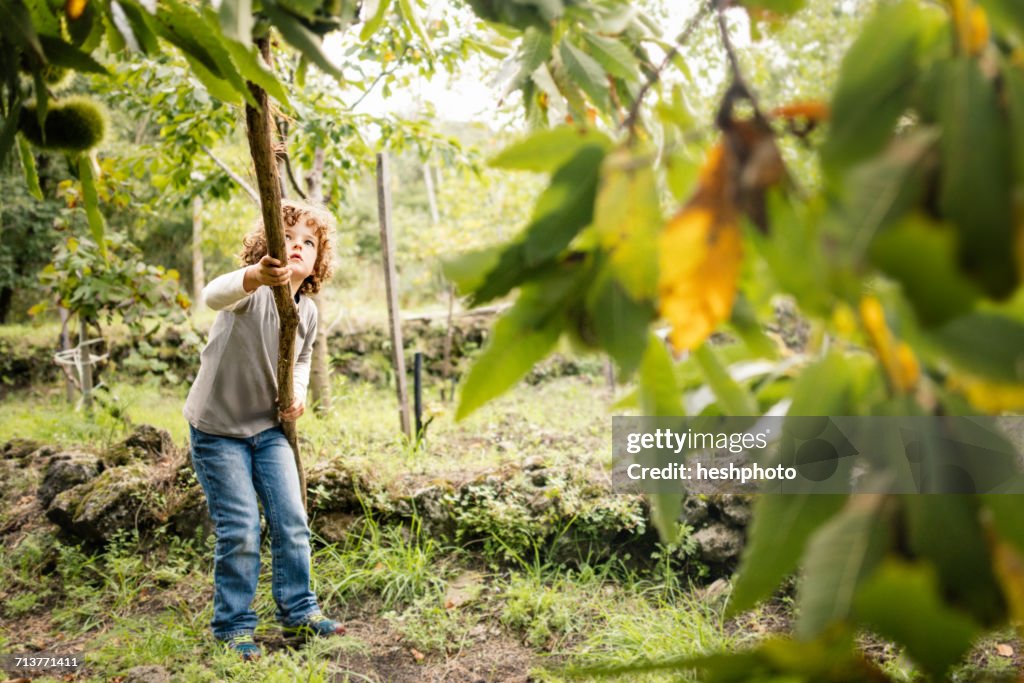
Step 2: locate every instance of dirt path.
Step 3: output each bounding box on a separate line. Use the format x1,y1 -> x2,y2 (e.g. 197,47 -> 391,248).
261,610 -> 545,683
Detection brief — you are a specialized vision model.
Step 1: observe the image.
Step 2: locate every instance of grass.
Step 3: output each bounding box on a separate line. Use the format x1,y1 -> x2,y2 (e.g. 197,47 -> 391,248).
0,370 -> 611,481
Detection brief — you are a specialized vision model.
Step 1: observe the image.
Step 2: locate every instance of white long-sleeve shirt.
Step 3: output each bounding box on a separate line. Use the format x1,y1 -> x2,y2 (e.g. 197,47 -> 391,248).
183,267 -> 317,438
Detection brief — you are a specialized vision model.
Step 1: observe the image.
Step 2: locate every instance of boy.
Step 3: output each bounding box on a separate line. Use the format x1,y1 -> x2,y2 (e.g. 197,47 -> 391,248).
183,200 -> 341,661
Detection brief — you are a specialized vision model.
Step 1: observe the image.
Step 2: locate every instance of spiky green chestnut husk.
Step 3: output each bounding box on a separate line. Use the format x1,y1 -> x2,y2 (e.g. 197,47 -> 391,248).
19,96 -> 107,152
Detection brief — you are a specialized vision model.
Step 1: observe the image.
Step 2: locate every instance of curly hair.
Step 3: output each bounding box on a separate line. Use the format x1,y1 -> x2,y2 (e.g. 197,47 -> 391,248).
239,200 -> 336,296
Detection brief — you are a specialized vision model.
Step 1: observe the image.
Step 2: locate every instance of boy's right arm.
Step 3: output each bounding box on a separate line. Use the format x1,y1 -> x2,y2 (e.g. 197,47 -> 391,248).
205,256 -> 291,311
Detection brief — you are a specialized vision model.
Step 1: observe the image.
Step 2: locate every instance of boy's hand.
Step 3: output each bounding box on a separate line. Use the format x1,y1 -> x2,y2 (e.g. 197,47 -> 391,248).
279,399 -> 305,422
244,255 -> 291,292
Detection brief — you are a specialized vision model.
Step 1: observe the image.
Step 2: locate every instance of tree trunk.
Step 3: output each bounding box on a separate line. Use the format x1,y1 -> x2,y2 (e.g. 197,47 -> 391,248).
245,37 -> 304,510
305,146 -> 331,415
191,195 -> 205,309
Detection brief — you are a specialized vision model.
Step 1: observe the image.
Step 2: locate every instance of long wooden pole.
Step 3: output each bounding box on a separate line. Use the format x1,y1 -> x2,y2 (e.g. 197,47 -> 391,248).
245,37 -> 305,510
376,152 -> 412,438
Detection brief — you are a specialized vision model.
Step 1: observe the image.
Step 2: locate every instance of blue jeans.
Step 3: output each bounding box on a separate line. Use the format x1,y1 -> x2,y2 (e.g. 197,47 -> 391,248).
189,424 -> 321,640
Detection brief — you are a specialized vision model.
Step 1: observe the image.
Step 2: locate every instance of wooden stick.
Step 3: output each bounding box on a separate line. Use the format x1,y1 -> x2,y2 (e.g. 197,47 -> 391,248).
245,36 -> 305,510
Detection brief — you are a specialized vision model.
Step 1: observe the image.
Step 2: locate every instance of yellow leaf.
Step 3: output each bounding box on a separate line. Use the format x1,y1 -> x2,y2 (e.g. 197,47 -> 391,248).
968,6 -> 989,55
594,149 -> 661,300
949,374 -> 1024,412
658,203 -> 741,353
860,295 -> 919,394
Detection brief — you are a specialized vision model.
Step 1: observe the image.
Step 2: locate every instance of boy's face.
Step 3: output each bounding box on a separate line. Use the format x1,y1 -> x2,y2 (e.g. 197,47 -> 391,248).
285,219 -> 320,289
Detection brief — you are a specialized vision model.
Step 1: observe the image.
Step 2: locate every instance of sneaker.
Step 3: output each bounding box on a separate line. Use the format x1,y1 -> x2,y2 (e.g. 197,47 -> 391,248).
223,633 -> 262,661
282,613 -> 346,639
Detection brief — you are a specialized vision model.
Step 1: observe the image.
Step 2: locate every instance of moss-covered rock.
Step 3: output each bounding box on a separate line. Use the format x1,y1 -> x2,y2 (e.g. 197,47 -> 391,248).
37,450 -> 102,507
46,463 -> 164,543
103,425 -> 176,467
1,438 -> 41,460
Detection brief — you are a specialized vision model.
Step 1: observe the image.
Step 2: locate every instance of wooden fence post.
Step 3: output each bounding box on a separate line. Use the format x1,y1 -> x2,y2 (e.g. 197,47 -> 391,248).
376,152 -> 412,438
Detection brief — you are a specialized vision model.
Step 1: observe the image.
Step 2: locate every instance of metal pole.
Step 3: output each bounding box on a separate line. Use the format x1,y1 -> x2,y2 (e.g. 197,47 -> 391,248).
414,351 -> 423,439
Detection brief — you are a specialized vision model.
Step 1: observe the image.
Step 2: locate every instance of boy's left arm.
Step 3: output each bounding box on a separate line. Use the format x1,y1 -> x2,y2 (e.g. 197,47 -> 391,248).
291,310 -> 317,413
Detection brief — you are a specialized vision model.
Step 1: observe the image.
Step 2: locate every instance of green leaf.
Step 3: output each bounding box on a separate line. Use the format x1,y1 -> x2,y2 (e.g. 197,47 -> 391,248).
937,58 -> 1016,299
749,192 -> 832,316
638,334 -> 683,417
728,494 -> 847,616
982,495 -> 1024,552
592,149 -> 660,300
821,1 -> 924,175
664,147 -> 698,202
262,1 -> 345,80
472,144 -> 606,304
843,127 -> 938,249
38,35 -> 109,74
508,27 -> 552,94
904,495 -> 1004,624
489,125 -> 610,173
397,0 -> 431,54
79,155 -> 107,262
796,497 -> 890,638
359,0 -> 392,42
581,32 -> 637,81
925,313 -> 1024,383
211,7 -> 290,107
114,0 -> 160,54
788,351 -> 853,417
738,0 -> 804,13
221,39 -> 290,106
728,295 -> 777,359
558,40 -> 608,111
637,335 -> 684,543
455,269 -> 579,420
182,54 -> 242,105
441,245 -> 502,295
152,1 -> 223,76
692,344 -> 757,416
1004,60 -> 1024,181
585,271 -> 652,379
16,136 -> 42,200
853,561 -> 980,678
977,0 -> 1024,39
67,2 -> 99,47
0,0 -> 45,62
277,0 -> 320,20
218,0 -> 253,44
870,214 -> 981,326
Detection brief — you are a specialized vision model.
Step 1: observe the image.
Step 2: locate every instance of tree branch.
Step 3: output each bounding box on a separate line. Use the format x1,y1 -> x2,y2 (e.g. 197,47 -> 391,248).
715,3 -> 766,125
346,47 -> 410,112
200,144 -> 259,204
245,36 -> 305,511
623,2 -> 712,144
